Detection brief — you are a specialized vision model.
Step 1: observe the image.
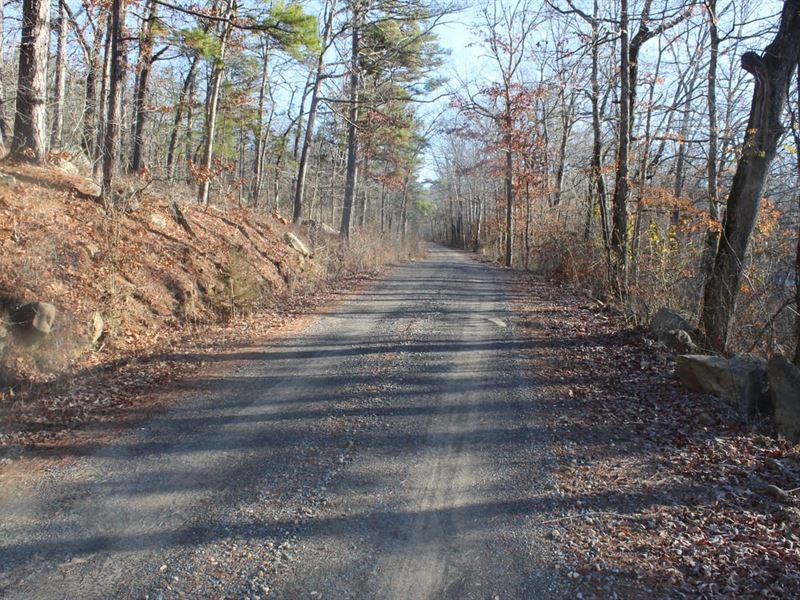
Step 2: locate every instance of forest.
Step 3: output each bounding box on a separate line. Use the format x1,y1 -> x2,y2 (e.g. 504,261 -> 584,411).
2,0 -> 800,596
2,0 -> 799,361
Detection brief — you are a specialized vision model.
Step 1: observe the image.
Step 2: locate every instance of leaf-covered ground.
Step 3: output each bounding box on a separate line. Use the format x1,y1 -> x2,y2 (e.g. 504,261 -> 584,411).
509,269 -> 800,598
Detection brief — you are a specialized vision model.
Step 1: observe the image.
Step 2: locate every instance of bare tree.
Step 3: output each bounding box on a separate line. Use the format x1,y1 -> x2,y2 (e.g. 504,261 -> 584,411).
701,0 -> 800,351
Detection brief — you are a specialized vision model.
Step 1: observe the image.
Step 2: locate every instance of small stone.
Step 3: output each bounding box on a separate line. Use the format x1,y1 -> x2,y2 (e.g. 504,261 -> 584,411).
90,311 -> 104,345
159,564 -> 168,573
150,213 -> 167,228
0,172 -> 18,187
83,242 -> 101,259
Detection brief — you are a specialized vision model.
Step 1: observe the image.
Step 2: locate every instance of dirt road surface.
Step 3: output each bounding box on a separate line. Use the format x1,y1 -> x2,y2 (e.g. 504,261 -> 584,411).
0,246 -> 567,599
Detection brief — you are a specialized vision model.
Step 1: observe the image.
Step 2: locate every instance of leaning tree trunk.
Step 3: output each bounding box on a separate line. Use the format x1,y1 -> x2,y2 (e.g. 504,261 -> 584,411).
293,0 -> 335,224
11,0 -> 51,162
50,0 -> 68,149
701,0 -> 800,352
101,0 -> 126,197
166,54 -> 199,181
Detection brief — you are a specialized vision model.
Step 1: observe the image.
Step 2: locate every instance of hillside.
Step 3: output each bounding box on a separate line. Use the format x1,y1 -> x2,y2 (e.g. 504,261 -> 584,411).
0,162 -> 394,397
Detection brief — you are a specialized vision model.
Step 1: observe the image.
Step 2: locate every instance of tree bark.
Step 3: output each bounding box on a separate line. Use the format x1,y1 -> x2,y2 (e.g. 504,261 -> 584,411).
197,0 -> 235,206
251,41 -> 271,204
504,138 -> 513,267
11,0 -> 51,162
0,0 -> 7,147
610,0 -> 630,286
293,0 -> 335,224
589,0 -> 609,249
50,0 -> 68,149
702,0 -> 721,282
701,0 -> 800,351
101,0 -> 126,197
166,54 -> 199,180
130,0 -> 159,172
340,0 -> 362,239
81,17 -> 105,160
94,16 -> 113,178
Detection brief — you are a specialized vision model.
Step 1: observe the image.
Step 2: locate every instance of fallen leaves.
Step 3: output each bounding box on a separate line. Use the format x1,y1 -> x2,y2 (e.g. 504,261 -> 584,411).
509,271 -> 800,598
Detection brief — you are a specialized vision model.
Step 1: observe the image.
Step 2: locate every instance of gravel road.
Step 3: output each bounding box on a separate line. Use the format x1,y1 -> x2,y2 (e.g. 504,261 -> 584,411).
0,246 -> 566,599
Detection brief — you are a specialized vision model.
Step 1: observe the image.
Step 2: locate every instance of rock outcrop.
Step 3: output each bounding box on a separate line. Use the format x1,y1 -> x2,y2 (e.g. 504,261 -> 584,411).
284,232 -> 312,258
650,308 -> 697,351
676,354 -> 770,416
11,302 -> 57,337
767,356 -> 800,443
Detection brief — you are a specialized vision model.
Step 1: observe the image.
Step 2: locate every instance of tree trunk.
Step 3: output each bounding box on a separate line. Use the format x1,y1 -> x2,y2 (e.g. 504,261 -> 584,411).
94,17 -> 113,178
504,141 -> 513,267
197,0 -> 235,207
340,0 -> 362,239
252,42 -> 271,203
610,0 -> 630,286
791,64 -> 800,364
0,0 -> 7,147
293,0 -> 335,224
166,54 -> 199,180
81,20 -> 105,160
11,0 -> 51,162
101,0 -> 126,197
589,0 -> 609,249
50,0 -> 68,149
701,0 -> 800,352
130,0 -> 158,172
702,0 -> 721,283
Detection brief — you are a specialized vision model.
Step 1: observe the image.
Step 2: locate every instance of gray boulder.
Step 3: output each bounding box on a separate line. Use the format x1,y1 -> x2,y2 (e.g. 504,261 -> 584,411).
768,356 -> 800,443
676,354 -> 770,416
650,308 -> 696,351
283,232 -> 312,258
11,302 -> 57,337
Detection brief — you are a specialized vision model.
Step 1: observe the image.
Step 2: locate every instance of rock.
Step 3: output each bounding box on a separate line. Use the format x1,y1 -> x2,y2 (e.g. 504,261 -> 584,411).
150,213 -> 167,228
757,483 -> 790,502
284,232 -> 312,258
85,181 -> 102,196
650,308 -> 696,351
768,356 -> 800,443
676,354 -> 770,416
11,302 -> 57,336
90,312 -> 104,345
303,219 -> 338,235
50,148 -> 93,176
83,242 -> 101,259
0,172 -> 18,187
54,159 -> 81,176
